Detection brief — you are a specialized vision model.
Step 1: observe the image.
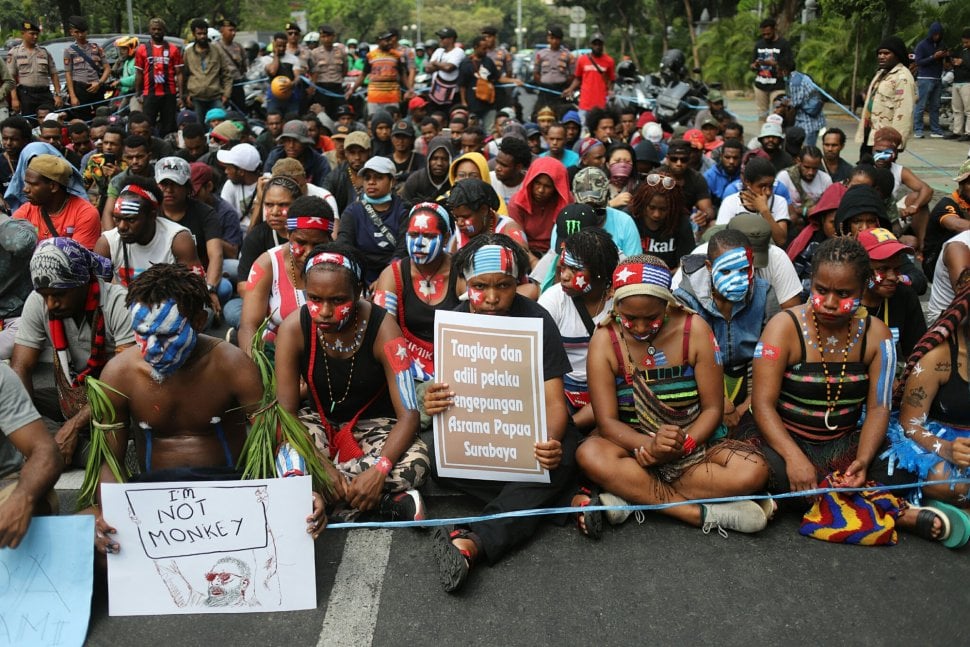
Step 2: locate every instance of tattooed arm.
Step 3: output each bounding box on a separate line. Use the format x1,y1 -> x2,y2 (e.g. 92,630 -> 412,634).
897,342 -> 955,460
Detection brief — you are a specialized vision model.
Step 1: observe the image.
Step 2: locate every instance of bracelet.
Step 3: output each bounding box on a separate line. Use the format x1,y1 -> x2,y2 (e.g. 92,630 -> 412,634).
374,456 -> 392,476
682,434 -> 697,455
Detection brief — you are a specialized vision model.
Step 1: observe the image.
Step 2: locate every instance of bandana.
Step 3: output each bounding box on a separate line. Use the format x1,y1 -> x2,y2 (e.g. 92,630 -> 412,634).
30,237 -> 113,290
113,198 -> 142,216
711,247 -> 752,303
305,252 -> 363,282
119,184 -> 159,206
463,245 -> 518,280
612,259 -> 675,303
578,138 -> 605,158
130,299 -> 199,382
286,216 -> 335,232
608,161 -> 633,188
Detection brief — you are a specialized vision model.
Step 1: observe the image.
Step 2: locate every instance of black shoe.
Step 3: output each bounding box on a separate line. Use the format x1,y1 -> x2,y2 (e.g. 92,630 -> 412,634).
379,489 -> 426,521
960,135 -> 970,142
945,132 -> 962,140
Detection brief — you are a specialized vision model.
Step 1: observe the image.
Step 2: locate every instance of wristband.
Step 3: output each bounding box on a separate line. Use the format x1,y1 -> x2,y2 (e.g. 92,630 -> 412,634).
682,434 -> 697,455
375,456 -> 392,476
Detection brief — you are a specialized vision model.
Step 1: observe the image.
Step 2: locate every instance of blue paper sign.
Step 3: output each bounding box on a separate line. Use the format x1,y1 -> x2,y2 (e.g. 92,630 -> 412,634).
0,515 -> 94,647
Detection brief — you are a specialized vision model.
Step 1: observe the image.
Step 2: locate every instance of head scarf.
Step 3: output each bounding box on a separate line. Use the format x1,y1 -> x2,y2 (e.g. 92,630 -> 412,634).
30,237 -> 113,290
4,142 -> 89,212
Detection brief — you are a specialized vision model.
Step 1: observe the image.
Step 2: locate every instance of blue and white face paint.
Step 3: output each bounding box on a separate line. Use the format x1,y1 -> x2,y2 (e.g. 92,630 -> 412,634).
406,205 -> 449,266
130,299 -> 199,383
559,248 -> 593,294
711,246 -> 752,303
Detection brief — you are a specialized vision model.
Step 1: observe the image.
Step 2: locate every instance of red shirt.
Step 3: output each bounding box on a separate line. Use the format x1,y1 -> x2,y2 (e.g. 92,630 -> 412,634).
135,41 -> 183,96
14,195 -> 102,250
575,53 -> 615,111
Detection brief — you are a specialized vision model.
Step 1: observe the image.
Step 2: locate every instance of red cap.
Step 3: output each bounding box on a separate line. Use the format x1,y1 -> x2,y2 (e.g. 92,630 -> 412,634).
858,227 -> 914,260
682,129 -> 705,149
408,96 -> 428,110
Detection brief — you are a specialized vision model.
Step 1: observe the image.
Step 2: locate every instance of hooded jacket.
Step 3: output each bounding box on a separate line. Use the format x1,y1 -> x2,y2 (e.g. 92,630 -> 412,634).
914,22 -> 945,79
446,152 -> 509,215
401,135 -> 453,204
508,156 -> 571,255
370,111 -> 394,157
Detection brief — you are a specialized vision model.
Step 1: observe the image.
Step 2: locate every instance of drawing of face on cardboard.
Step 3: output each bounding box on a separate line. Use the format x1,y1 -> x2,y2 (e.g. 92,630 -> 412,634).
205,556 -> 252,606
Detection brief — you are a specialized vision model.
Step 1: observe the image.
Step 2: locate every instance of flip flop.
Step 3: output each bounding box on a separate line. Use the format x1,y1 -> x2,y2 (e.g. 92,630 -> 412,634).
925,500 -> 970,549
907,505 -> 951,543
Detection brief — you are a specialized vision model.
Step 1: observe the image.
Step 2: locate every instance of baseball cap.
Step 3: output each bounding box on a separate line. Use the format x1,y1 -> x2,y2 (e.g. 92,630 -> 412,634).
335,104 -> 356,117
331,124 -> 352,140
216,143 -> 261,172
955,159 -> 970,184
344,131 -> 371,150
278,120 -> 314,144
436,27 -> 457,39
572,167 -> 610,206
683,129 -> 705,148
700,117 -> 720,129
590,32 -> 605,44
758,122 -> 784,139
634,141 -> 661,165
177,108 -> 198,126
155,157 -> 192,186
303,32 -> 320,43
408,96 -> 428,111
555,204 -> 600,242
707,89 -> 724,103
27,154 -> 72,186
548,26 -> 564,39
562,110 -> 581,126
392,120 -> 415,138
858,228 -> 914,261
360,156 -> 395,176
726,213 -> 771,268
211,120 -> 244,143
189,162 -> 213,194
666,139 -> 692,156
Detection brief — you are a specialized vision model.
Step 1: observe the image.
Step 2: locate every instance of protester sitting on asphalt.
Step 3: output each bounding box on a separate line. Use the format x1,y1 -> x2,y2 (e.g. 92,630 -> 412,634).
508,156 -> 571,258
574,254 -> 772,539
748,237 -> 896,504
604,143 -> 638,211
101,135 -> 154,230
538,227 -> 618,431
820,128 -> 854,183
0,361 -> 62,549
867,127 -> 933,248
238,196 -> 335,352
87,263 -> 326,559
675,228 -> 771,435
402,135 -> 452,205
445,151 -> 510,215
926,227 -> 970,323
924,160 -> 970,279
776,145 -> 832,228
275,243 -> 429,523
657,138 -> 715,232
787,182 -> 846,301
627,172 -> 695,271
540,122 -> 579,169
704,138 -> 744,209
371,202 -> 460,387
490,136 -> 530,205
716,157 -> 790,246
323,130 -> 370,216
190,162 -> 243,264
424,233 -> 578,592
569,137 -> 606,184
217,142 -> 262,232
263,120 -> 332,187
11,238 -> 134,468
95,177 -> 200,286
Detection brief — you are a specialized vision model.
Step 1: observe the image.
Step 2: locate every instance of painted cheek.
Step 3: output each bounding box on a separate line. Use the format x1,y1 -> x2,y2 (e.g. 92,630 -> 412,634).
334,301 -> 355,329
134,332 -> 148,356
839,297 -> 861,314
468,288 -> 484,305
306,301 -> 323,318
289,242 -> 306,258
568,270 -> 592,294
810,294 -> 825,311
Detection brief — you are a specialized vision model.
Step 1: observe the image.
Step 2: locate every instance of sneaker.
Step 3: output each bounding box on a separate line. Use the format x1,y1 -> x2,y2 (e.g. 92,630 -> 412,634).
599,492 -> 633,525
701,500 -> 768,537
379,489 -> 426,521
930,132 -> 946,139
913,132 -> 924,139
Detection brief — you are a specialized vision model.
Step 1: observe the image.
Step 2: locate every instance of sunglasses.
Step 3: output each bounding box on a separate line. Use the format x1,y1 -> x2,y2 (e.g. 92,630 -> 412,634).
644,173 -> 676,190
666,156 -> 689,163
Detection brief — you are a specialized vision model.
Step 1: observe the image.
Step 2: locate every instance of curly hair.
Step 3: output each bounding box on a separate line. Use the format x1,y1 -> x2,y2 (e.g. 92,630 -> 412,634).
125,263 -> 209,319
627,176 -> 686,237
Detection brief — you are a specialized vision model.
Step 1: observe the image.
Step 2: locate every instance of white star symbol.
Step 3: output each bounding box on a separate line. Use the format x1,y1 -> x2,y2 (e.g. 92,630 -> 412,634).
909,414 -> 928,427
933,441 -> 943,453
826,336 -> 839,347
922,431 -> 934,438
336,304 -> 351,318
418,280 -> 435,298
615,267 -> 634,283
307,217 -> 324,224
906,428 -> 917,436
412,214 -> 431,229
913,362 -> 924,376
575,275 -> 587,287
395,345 -> 408,360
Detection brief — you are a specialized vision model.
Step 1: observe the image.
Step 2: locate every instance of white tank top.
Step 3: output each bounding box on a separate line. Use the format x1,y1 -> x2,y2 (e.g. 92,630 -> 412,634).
103,217 -> 192,286
265,244 -> 305,341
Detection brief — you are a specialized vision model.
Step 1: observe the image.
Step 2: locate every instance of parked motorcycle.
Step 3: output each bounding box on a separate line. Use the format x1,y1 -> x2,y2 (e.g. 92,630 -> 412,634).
608,49 -> 711,130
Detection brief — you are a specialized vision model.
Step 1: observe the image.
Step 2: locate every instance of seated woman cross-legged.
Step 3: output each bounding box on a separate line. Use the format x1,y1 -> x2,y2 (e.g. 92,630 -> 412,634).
575,255 -> 772,539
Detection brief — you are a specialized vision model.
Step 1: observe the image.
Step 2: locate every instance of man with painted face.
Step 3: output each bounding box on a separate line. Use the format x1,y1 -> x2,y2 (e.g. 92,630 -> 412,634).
335,156 -> 410,284
102,135 -> 154,229
11,238 -> 134,467
674,228 -> 771,433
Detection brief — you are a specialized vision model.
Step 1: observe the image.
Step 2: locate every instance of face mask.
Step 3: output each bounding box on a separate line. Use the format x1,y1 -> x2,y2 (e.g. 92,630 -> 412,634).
873,149 -> 895,163
811,293 -> 860,316
362,192 -> 392,205
711,247 -> 752,303
559,249 -> 592,294
608,161 -> 633,186
130,300 -> 199,383
618,313 -> 665,342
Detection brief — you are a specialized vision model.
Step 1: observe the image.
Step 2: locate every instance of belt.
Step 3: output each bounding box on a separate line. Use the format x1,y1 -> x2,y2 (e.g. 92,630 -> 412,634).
20,85 -> 52,93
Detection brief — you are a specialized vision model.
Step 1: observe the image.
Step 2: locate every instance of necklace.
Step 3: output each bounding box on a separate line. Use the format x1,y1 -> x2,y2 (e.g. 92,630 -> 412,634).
286,247 -> 300,290
616,317 -> 667,369
320,344 -> 355,413
348,166 -> 362,196
799,306 -> 863,352
811,309 -> 854,431
316,315 -> 368,354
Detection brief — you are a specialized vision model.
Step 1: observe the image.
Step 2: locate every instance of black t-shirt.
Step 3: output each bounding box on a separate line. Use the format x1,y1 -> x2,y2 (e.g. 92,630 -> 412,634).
165,198 -> 221,268
923,195 -> 968,279
237,221 -> 285,285
458,56 -> 500,114
456,295 -> 571,382
659,166 -> 710,211
637,215 -> 696,269
869,283 -> 927,365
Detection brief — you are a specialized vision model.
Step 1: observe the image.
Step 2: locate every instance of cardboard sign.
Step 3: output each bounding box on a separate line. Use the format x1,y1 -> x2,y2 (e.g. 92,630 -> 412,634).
0,516 -> 94,647
433,310 -> 549,483
102,477 -> 315,616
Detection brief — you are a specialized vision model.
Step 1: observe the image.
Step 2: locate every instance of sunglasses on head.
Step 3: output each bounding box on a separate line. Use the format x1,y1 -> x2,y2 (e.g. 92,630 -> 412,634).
644,173 -> 676,190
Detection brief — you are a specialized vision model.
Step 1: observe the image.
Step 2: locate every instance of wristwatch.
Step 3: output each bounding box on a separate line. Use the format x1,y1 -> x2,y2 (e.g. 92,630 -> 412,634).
207,283 -> 217,294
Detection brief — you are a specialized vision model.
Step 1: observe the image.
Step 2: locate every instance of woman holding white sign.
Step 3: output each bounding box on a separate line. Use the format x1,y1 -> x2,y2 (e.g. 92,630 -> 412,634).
576,255 -> 773,538
424,233 -> 579,593
274,243 -> 431,522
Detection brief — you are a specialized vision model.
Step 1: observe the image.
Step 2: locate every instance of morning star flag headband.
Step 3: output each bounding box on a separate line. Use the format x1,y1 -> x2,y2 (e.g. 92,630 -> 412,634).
612,258 -> 676,303
305,252 -> 362,281
463,244 -> 518,280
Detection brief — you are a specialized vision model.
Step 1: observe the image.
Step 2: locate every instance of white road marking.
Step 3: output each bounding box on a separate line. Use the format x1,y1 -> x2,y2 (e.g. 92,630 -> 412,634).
317,529 -> 393,647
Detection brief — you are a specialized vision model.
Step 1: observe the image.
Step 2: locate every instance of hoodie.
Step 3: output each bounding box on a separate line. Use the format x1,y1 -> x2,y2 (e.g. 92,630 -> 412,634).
508,157 -> 571,255
370,111 -> 394,157
401,135 -> 453,204
446,152 -> 509,215
914,22 -> 945,79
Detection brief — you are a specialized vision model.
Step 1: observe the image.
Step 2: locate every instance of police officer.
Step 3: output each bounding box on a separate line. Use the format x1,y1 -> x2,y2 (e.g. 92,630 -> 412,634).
308,25 -> 348,119
7,21 -> 62,121
64,16 -> 110,121
214,19 -> 248,114
482,26 -> 513,108
532,25 -> 573,114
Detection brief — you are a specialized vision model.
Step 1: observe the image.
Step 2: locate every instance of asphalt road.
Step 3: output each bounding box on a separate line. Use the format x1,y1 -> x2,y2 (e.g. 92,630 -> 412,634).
79,96 -> 970,646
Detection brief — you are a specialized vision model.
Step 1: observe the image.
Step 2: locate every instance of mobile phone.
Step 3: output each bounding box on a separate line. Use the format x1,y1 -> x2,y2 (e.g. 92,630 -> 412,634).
103,152 -> 116,164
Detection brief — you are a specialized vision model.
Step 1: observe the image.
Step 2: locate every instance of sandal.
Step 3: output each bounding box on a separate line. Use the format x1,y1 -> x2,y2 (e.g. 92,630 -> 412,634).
925,500 -> 970,549
573,486 -> 603,540
431,527 -> 475,592
907,505 -> 951,543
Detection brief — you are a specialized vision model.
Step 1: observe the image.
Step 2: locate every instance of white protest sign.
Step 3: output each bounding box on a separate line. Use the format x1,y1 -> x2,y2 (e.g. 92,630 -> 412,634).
0,516 -> 94,647
102,477 -> 315,616
433,310 -> 549,483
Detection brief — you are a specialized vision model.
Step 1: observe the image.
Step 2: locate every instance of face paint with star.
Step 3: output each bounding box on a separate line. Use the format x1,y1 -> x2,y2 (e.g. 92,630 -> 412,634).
406,211 -> 445,265
559,249 -> 593,294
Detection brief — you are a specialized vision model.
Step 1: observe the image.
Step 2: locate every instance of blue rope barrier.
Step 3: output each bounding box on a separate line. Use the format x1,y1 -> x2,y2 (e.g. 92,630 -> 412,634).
326,476 -> 970,529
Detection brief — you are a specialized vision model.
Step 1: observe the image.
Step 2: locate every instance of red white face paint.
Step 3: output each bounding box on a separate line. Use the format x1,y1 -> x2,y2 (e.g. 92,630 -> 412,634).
468,287 -> 485,305
811,292 -> 860,316
246,263 -> 265,290
306,301 -> 323,319
289,241 -> 308,260
333,301 -> 354,330
407,212 -> 443,236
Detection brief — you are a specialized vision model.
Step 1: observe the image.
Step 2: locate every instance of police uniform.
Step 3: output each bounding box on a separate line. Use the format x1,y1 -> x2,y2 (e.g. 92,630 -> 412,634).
7,23 -> 58,120
534,45 -> 572,111
64,40 -> 106,121
214,19 -> 248,112
309,34 -> 347,119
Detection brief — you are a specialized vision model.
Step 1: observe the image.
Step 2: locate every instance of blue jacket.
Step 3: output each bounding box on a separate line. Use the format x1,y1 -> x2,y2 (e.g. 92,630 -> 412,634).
914,22 -> 945,79
263,146 -> 332,187
703,164 -> 741,207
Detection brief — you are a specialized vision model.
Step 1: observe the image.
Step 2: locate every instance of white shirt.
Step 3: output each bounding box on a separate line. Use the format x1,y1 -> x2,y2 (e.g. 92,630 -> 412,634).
306,183 -> 340,221
538,284 -> 612,384
430,46 -> 465,82
715,192 -> 789,225
928,230 -> 970,322
489,170 -> 522,204
672,242 -> 802,306
775,169 -> 832,210
221,180 -> 258,231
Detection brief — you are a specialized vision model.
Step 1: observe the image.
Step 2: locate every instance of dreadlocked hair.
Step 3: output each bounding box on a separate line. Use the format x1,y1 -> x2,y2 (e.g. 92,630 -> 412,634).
810,236 -> 872,287
893,269 -> 970,408
628,177 -> 686,237
453,232 -> 531,284
304,242 -> 366,294
125,263 -> 209,320
563,228 -> 619,286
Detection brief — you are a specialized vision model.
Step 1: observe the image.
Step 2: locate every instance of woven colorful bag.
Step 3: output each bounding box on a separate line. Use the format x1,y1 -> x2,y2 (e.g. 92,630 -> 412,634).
799,472 -> 902,546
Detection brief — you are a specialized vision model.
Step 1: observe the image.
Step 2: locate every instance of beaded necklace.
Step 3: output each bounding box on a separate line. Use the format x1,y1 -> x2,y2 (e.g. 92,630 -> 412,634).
315,314 -> 368,354
809,308 -> 860,431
